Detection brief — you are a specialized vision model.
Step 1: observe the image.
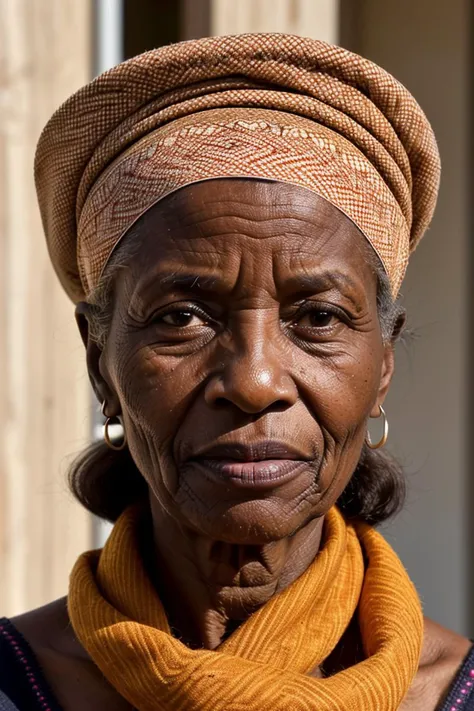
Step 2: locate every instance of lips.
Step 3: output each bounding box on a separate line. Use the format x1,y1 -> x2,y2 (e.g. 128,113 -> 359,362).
185,440 -> 314,491
192,458 -> 309,490
189,440 -> 311,462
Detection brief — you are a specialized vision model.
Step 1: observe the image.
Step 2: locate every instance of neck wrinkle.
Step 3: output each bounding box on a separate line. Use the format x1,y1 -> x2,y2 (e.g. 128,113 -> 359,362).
148,496 -> 325,650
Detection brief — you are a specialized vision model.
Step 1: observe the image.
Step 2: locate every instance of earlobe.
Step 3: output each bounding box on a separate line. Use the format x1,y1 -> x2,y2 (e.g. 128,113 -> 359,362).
75,302 -> 120,414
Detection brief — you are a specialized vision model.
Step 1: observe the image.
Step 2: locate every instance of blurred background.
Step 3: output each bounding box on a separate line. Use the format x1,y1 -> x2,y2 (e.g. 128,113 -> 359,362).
0,0 -> 472,636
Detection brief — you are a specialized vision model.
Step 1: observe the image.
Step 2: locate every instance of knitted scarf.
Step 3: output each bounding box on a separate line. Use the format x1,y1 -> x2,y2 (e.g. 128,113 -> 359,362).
68,506 -> 423,711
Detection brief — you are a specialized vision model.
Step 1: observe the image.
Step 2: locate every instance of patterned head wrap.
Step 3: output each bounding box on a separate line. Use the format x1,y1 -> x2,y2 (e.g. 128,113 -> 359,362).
34,33 -> 440,303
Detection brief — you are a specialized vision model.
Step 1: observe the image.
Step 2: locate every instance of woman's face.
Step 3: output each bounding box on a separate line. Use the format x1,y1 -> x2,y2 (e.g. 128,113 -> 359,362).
89,180 -> 394,544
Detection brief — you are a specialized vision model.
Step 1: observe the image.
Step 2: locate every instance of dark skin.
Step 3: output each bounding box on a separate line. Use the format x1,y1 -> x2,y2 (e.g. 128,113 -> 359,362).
11,181 -> 470,709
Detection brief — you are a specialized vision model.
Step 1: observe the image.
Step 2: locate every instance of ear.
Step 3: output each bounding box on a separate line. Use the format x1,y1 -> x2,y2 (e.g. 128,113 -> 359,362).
75,302 -> 121,416
370,342 -> 395,418
370,310 -> 406,417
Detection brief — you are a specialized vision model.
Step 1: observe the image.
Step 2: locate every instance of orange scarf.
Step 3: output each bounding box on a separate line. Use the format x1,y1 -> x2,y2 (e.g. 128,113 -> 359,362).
68,507 -> 423,711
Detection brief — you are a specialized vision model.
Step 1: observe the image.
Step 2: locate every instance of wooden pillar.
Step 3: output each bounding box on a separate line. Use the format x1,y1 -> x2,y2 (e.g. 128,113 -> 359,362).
210,0 -> 338,43
0,0 -> 93,615
182,0 -> 339,43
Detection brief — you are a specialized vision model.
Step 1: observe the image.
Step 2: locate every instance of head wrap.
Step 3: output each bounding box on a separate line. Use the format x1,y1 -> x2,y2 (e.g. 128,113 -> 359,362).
34,33 -> 440,303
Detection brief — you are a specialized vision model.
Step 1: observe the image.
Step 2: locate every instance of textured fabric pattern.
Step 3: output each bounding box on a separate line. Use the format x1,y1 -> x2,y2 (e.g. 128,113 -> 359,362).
34,33 -> 441,303
68,507 -> 423,711
441,644 -> 474,710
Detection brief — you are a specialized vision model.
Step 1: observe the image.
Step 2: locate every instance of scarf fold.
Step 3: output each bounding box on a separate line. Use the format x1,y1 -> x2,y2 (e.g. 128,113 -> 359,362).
69,507 -> 423,710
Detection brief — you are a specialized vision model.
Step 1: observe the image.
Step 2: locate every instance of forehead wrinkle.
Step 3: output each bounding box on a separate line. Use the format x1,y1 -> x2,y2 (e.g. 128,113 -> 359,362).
166,214 -> 332,244
142,181 -> 357,250
166,178 -> 339,219
272,231 -> 347,281
165,181 -> 292,216
276,263 -> 370,313
165,214 -> 306,239
170,181 -> 350,220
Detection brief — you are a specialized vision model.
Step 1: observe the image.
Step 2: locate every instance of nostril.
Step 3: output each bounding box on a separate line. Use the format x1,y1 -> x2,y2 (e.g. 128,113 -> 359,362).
268,400 -> 292,413
213,397 -> 231,409
211,396 -> 292,414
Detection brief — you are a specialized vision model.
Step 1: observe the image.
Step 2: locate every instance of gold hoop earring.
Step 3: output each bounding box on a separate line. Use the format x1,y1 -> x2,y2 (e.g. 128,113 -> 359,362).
366,405 -> 388,450
101,402 -> 127,451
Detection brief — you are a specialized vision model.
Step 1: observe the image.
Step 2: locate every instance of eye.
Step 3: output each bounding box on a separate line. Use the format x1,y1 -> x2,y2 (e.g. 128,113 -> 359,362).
160,309 -> 207,327
295,309 -> 336,329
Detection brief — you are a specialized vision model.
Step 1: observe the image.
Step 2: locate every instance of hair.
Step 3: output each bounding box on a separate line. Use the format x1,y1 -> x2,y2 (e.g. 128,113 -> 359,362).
70,223 -> 407,527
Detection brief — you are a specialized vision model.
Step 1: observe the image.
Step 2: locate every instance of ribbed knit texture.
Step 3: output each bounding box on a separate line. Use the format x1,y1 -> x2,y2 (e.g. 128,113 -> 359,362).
68,507 -> 423,711
34,33 -> 441,303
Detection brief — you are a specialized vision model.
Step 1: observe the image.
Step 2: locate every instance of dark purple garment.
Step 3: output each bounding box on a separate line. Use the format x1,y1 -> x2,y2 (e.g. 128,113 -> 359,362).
441,647 -> 474,711
1,616 -> 473,710
0,619 -> 61,711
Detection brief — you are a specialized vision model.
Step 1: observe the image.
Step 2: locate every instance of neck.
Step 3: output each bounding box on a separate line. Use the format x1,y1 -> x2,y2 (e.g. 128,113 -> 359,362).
148,497 -> 324,649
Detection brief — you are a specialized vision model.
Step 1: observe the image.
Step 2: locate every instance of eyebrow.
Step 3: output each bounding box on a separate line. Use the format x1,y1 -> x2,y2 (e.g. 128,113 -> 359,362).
132,271 -> 226,302
157,273 -> 221,291
282,270 -> 362,295
133,268 -> 365,307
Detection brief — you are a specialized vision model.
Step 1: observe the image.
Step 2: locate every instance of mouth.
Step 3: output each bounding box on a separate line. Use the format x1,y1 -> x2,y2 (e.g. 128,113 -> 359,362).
188,440 -> 312,462
185,440 -> 315,491
190,458 -> 310,490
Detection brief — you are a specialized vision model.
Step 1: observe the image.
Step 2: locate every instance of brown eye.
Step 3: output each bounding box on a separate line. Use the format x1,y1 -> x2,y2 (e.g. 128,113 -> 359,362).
297,310 -> 335,328
161,310 -> 205,327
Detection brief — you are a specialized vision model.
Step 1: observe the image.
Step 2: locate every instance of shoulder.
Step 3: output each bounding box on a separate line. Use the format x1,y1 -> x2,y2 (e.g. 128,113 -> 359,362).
420,617 -> 471,666
10,597 -> 85,662
10,598 -> 131,711
0,609 -> 65,711
401,617 -> 472,710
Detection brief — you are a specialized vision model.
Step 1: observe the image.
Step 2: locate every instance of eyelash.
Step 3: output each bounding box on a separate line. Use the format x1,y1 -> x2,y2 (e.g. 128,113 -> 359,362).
152,301 -> 349,331
152,303 -> 217,327
290,302 -> 348,329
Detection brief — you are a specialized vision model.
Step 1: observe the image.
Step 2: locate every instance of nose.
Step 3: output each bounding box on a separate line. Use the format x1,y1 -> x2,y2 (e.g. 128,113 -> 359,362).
204,315 -> 298,415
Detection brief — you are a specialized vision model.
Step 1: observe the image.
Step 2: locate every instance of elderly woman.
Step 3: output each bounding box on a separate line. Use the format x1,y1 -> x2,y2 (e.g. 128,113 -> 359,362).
0,33 -> 472,711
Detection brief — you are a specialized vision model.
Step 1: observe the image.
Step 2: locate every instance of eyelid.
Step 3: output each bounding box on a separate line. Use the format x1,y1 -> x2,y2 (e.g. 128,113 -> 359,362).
292,301 -> 352,324
149,301 -> 217,326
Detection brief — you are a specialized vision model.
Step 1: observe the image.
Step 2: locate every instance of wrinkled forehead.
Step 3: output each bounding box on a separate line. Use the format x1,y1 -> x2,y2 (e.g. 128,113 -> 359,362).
114,179 -> 379,303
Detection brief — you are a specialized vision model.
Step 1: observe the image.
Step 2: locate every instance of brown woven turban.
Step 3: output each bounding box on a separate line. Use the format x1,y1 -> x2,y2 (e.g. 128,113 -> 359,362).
34,32 -> 440,303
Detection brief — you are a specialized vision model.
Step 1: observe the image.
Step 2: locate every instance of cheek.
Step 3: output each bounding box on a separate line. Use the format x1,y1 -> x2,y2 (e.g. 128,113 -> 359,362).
107,339 -> 207,492
315,355 -> 380,429
299,345 -> 384,501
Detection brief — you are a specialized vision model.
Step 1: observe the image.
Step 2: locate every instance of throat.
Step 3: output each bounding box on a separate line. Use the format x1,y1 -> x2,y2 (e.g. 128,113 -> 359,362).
148,501 -> 325,650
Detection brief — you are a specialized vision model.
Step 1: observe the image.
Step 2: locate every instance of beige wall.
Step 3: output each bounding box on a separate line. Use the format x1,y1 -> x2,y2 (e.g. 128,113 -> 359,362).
350,0 -> 471,634
0,0 -> 93,615
182,0 -> 338,44
212,0 -> 338,43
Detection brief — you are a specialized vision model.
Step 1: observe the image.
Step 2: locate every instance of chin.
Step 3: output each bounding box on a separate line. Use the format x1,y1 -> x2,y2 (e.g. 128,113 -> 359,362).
171,460 -> 323,544
176,497 -> 318,545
